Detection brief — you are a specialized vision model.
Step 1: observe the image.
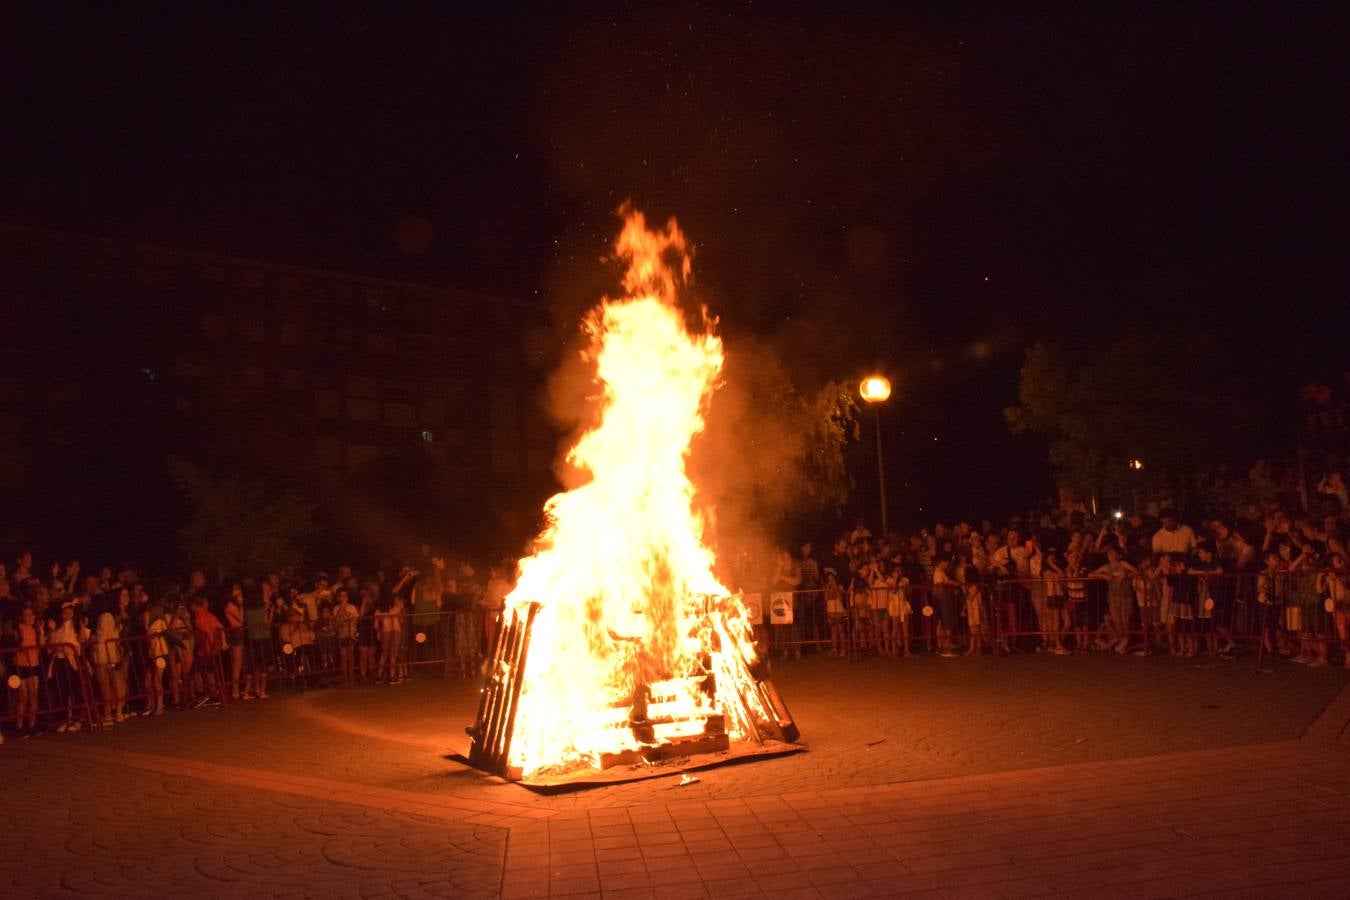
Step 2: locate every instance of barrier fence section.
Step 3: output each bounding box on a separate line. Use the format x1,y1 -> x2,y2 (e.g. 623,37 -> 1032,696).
4,574 -> 1348,731
744,570 -> 1349,660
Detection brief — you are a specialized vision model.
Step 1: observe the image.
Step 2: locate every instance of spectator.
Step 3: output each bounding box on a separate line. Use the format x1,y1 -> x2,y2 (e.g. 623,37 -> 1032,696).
224,584 -> 247,699
243,585 -> 272,699
12,605 -> 42,735
332,587 -> 359,685
1152,509 -> 1197,557
145,601 -> 169,715
191,594 -> 226,704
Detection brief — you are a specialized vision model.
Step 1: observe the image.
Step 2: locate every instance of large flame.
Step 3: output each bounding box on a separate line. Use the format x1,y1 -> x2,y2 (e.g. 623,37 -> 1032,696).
503,206 -> 763,776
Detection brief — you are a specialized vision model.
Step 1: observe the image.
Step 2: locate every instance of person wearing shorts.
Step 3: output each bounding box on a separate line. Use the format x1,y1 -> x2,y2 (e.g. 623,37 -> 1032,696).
12,605 -> 43,735
868,563 -> 891,655
1092,547 -> 1138,654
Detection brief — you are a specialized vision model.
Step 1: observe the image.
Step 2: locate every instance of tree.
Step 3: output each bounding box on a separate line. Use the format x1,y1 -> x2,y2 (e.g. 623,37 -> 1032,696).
168,457 -> 315,580
1006,329 -> 1258,505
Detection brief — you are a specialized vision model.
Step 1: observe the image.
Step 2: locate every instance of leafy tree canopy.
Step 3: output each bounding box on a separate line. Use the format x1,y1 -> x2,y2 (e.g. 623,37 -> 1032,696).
168,457 -> 315,580
1006,329 -> 1259,502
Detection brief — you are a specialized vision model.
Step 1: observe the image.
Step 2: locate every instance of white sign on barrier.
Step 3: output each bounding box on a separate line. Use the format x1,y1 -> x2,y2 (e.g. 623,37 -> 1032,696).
742,593 -> 763,625
770,592 -> 794,625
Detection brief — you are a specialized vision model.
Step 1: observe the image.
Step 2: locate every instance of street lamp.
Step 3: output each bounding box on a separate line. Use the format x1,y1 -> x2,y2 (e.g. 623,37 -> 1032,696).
859,375 -> 892,536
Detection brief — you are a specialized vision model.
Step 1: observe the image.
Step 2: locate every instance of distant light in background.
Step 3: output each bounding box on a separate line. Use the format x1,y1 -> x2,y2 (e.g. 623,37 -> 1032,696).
859,375 -> 892,403
421,430 -> 434,443
1129,458 -> 1144,470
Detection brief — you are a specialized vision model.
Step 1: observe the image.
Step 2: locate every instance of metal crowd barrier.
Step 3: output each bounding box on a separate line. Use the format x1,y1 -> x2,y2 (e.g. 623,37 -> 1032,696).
742,569 -> 1347,661
5,576 -> 1347,736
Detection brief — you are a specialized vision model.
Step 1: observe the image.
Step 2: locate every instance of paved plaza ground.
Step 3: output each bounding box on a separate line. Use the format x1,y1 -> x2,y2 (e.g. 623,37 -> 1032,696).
5,653 -> 1350,898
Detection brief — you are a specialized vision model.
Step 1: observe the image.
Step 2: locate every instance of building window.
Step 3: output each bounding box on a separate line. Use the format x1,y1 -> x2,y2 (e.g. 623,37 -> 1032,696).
315,390 -> 340,419
315,435 -> 342,467
345,374 -> 378,397
347,443 -> 379,471
200,314 -> 226,339
383,402 -> 415,427
347,397 -> 379,422
279,322 -> 303,346
419,397 -> 445,425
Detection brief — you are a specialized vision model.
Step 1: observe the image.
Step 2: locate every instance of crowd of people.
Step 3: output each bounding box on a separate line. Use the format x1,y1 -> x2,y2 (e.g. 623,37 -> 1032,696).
0,546 -> 516,741
4,392 -> 1348,745
760,451 -> 1350,668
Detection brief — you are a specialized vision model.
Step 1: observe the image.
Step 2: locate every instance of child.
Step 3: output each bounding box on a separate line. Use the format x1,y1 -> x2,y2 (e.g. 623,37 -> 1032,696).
332,588 -> 360,684
868,560 -> 892,655
1320,554 -> 1350,669
1169,553 -> 1198,657
13,605 -> 43,735
46,601 -> 89,732
224,585 -> 247,699
958,560 -> 985,656
1188,543 -> 1222,657
243,587 -> 272,699
1064,550 -> 1090,652
823,569 -> 847,656
167,598 -> 194,707
1043,550 -> 1069,654
887,566 -> 912,657
932,557 -> 961,656
191,595 -> 226,704
1255,550 -> 1288,672
1290,545 -> 1328,667
145,602 -> 169,715
1092,546 -> 1138,654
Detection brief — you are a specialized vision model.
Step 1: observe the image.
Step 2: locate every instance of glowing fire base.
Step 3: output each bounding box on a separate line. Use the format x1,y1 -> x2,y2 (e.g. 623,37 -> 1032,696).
463,596 -> 802,790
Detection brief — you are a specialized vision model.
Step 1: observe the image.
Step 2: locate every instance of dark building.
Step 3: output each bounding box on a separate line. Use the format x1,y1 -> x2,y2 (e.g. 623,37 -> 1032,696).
0,222 -> 556,567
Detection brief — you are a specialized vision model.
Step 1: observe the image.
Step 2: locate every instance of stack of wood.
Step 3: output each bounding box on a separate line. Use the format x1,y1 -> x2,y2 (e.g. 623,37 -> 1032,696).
465,597 -> 798,781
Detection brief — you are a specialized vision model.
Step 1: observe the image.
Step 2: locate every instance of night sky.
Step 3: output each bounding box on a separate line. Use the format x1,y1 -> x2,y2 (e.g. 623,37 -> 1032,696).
4,4 -> 1346,526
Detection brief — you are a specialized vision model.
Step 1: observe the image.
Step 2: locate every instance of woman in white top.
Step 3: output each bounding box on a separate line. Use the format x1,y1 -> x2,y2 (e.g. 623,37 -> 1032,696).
89,592 -> 127,725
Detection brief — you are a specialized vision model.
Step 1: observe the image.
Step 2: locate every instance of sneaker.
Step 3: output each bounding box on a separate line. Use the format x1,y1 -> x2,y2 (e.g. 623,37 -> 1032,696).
1293,655 -> 1311,665
1218,651 -> 1236,660
1256,666 -> 1275,674
1054,647 -> 1071,656
56,722 -> 70,733
153,707 -> 165,716
67,721 -> 83,732
1308,658 -> 1328,668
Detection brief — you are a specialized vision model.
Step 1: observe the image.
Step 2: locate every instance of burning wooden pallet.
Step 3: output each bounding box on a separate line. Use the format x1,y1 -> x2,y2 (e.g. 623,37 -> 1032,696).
465,596 -> 801,787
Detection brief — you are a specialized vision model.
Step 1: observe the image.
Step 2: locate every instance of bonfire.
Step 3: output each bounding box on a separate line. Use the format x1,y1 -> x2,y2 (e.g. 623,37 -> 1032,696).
467,206 -> 798,785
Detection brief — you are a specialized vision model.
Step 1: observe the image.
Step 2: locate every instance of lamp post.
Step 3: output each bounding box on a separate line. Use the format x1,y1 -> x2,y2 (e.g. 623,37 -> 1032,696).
859,375 -> 892,536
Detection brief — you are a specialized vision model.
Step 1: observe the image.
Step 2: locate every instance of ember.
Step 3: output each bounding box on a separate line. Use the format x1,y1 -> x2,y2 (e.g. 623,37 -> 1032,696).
467,206 -> 799,784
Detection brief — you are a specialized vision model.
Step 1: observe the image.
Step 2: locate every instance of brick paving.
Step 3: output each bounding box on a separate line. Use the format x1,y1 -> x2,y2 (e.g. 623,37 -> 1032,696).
5,654 -> 1350,897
